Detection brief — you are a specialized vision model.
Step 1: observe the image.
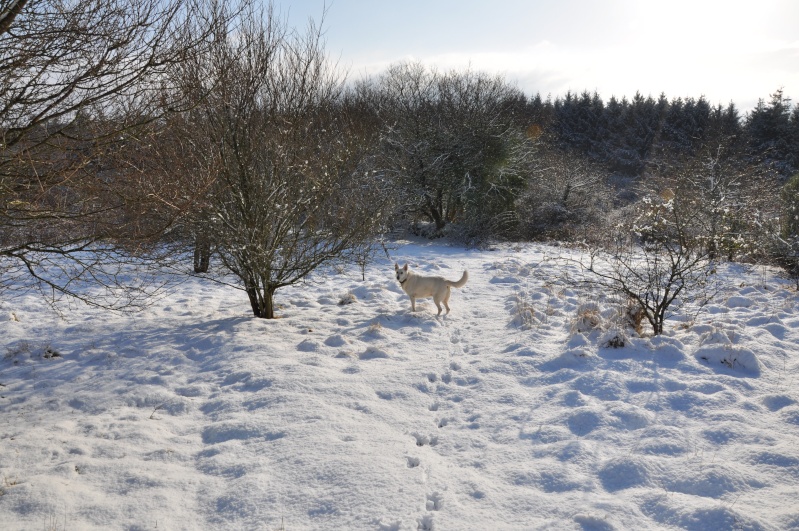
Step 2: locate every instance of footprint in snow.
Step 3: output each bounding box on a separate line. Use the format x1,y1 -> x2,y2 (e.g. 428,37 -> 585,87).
377,390 -> 405,400
417,514 -> 435,531
466,414 -> 481,429
762,394 -> 796,412
450,329 -> 462,344
436,417 -> 452,429
412,432 -> 438,447
376,520 -> 402,531
470,489 -> 485,500
426,492 -> 442,511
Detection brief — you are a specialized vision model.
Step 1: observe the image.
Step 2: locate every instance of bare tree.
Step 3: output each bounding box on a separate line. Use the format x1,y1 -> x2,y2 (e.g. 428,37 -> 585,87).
366,62 -> 533,238
0,0 -> 232,307
576,189 -> 717,336
517,144 -> 612,240
651,139 -> 778,262
171,3 -> 390,318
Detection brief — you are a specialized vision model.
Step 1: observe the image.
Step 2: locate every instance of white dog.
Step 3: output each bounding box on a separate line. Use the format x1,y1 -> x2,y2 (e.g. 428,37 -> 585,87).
395,263 -> 468,315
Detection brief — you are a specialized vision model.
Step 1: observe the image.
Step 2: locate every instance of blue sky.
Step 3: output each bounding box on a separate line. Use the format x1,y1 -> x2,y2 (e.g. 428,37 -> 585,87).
278,0 -> 799,113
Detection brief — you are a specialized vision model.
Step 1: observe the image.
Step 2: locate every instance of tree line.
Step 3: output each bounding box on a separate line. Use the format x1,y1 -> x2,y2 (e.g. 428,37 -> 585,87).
2,0 -> 798,323
538,88 -> 799,178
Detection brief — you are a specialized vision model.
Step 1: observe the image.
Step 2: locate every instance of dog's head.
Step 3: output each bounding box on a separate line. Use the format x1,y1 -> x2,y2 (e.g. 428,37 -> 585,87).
394,263 -> 409,284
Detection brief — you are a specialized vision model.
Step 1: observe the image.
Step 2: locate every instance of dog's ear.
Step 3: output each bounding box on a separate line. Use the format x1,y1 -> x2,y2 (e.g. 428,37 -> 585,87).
403,264 -> 408,271
394,263 -> 399,271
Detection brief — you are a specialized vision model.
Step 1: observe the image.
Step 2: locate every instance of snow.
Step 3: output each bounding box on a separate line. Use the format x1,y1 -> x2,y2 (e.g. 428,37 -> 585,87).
1,239 -> 799,530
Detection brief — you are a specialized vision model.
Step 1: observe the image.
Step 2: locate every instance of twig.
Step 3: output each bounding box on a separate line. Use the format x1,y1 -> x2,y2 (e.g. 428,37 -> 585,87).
149,404 -> 164,420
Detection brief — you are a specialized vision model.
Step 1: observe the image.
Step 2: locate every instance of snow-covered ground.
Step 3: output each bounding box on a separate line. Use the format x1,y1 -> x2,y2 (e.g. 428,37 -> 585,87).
1,239 -> 798,530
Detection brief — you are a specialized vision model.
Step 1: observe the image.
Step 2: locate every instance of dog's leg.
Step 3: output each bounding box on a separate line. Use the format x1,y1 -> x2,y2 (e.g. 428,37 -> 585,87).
443,287 -> 451,314
410,296 -> 416,312
434,297 -> 443,315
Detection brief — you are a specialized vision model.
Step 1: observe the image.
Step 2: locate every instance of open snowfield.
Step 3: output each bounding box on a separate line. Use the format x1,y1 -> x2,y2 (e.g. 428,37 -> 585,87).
1,239 -> 799,530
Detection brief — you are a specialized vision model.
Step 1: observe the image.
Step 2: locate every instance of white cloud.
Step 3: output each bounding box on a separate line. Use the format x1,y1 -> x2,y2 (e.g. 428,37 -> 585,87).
317,0 -> 799,109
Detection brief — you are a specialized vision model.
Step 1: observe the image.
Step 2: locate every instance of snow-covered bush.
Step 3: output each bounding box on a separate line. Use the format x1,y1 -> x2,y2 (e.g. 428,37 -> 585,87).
571,302 -> 602,334
516,146 -> 613,240
601,328 -> 629,348
338,293 -> 357,306
509,293 -> 542,329
170,9 -> 390,318
578,192 -> 718,335
768,172 -> 799,288
622,298 -> 645,336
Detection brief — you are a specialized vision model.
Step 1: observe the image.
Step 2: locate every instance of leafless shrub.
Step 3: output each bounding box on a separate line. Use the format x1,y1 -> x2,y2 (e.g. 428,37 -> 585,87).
168,3 -> 391,318
516,145 -> 613,241
363,62 -> 534,238
1,0 -> 236,309
623,298 -> 646,336
571,302 -> 602,334
509,292 -> 541,329
338,293 -> 357,306
573,190 -> 718,336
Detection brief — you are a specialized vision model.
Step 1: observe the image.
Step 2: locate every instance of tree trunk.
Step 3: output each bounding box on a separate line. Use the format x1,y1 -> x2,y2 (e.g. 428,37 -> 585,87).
193,235 -> 211,273
652,307 -> 665,335
246,286 -> 262,317
426,191 -> 446,231
263,287 -> 275,319
246,285 -> 276,319
431,209 -> 446,230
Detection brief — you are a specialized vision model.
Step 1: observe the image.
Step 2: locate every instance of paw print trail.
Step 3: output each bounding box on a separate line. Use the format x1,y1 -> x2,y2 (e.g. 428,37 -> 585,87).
394,254 -> 551,530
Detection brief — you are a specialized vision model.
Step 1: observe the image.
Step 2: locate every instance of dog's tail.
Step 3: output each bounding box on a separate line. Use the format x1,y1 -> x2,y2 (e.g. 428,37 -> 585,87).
448,271 -> 468,288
